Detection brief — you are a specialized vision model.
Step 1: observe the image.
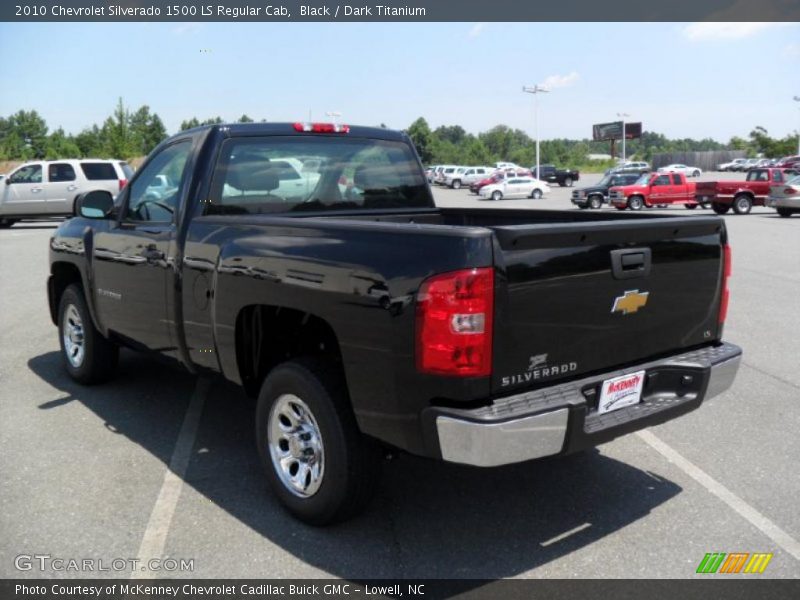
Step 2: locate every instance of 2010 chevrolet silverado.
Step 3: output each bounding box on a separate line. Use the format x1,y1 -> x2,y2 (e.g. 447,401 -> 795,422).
48,123 -> 742,525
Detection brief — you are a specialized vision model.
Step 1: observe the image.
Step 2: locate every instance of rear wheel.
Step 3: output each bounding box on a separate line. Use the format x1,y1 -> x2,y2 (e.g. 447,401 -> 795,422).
564,176 -> 573,187
777,208 -> 793,218
627,196 -> 644,211
693,170 -> 701,177
256,359 -> 382,525
588,195 -> 603,209
58,284 -> 118,384
531,188 -> 543,200
491,190 -> 503,201
712,203 -> 730,215
685,204 -> 697,210
0,218 -> 18,228
451,179 -> 461,190
733,194 -> 753,215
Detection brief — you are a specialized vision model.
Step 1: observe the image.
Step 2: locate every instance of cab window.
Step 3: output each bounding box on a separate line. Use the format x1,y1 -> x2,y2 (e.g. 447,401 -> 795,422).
653,175 -> 671,186
672,174 -> 682,185
9,164 -> 42,184
125,141 -> 191,222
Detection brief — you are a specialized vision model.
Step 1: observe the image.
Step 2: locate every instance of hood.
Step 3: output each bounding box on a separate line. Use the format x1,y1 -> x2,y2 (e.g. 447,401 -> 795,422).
610,184 -> 648,193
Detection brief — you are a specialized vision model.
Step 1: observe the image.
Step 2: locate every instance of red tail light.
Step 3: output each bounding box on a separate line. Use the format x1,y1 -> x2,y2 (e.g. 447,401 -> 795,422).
119,179 -> 128,191
719,244 -> 731,325
784,187 -> 797,195
416,268 -> 494,377
293,122 -> 350,133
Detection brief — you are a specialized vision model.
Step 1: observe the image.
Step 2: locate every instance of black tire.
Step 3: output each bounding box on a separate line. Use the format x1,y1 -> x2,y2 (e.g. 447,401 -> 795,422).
777,208 -> 793,218
531,188 -> 543,200
0,218 -> 18,228
685,204 -> 697,209
256,359 -> 382,525
733,194 -> 753,215
58,284 -> 118,384
491,190 -> 502,201
693,170 -> 700,177
451,179 -> 461,190
588,195 -> 603,209
564,177 -> 573,187
712,203 -> 730,215
627,196 -> 644,211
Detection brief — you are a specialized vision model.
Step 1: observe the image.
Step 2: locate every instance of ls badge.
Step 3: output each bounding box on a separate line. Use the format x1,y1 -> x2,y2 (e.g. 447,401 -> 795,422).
612,290 -> 649,315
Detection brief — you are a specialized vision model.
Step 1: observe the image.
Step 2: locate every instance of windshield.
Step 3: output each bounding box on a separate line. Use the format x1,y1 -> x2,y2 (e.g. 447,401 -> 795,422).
634,174 -> 651,186
207,136 -> 431,214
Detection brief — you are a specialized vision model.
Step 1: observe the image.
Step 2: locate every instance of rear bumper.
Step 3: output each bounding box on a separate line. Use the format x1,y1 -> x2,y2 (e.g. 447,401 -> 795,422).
766,197 -> 800,209
427,342 -> 742,467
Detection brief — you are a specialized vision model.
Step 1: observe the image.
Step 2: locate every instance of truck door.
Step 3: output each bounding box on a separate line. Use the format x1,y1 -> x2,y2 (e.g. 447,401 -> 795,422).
91,139 -> 193,354
45,162 -> 80,215
1,163 -> 47,215
649,174 -> 672,204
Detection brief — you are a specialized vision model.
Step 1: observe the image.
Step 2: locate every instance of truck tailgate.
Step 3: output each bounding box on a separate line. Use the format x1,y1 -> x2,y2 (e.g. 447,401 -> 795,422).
489,217 -> 725,394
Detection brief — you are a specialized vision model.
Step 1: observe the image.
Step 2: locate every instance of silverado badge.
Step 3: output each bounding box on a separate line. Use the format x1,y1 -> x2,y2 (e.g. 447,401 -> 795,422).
612,290 -> 649,315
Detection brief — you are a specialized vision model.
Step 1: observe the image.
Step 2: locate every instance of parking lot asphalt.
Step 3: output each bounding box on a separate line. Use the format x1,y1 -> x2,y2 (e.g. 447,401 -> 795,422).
1,171 -> 799,580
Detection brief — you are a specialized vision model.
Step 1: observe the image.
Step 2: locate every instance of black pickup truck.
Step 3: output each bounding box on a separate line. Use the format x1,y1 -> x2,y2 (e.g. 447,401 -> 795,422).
571,172 -> 642,209
532,164 -> 580,187
48,123 -> 741,525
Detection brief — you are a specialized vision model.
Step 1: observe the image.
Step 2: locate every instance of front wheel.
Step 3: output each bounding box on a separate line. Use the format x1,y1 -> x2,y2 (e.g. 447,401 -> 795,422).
733,194 -> 753,215
491,190 -> 503,201
627,196 -> 644,211
531,189 -> 543,200
451,180 -> 461,190
712,203 -> 730,215
588,195 -> 603,209
256,359 -> 382,525
58,284 -> 118,384
685,204 -> 698,210
693,170 -> 700,177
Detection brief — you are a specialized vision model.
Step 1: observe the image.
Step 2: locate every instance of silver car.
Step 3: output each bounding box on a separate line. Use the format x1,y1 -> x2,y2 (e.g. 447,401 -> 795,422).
766,174 -> 800,218
0,159 -> 132,228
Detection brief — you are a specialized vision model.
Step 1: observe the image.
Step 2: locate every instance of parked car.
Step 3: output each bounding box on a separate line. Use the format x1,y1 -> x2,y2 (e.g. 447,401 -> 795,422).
445,166 -> 493,189
737,158 -> 761,172
425,165 -> 438,183
571,173 -> 641,209
609,172 -> 698,210
766,174 -> 800,218
441,166 -> 468,188
0,159 -> 132,228
531,164 -> 580,187
494,162 -> 520,170
717,158 -> 747,172
611,161 -> 650,175
434,165 -> 459,185
469,169 -> 532,195
657,164 -> 702,177
49,121 -> 741,525
695,167 -> 800,214
479,176 -> 550,200
775,155 -> 800,169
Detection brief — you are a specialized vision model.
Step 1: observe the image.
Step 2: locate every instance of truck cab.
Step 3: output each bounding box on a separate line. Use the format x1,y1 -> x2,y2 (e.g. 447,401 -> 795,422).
696,168 -> 800,215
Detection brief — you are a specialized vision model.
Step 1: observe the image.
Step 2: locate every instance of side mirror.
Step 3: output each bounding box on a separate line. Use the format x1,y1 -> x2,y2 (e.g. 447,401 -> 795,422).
75,190 -> 115,219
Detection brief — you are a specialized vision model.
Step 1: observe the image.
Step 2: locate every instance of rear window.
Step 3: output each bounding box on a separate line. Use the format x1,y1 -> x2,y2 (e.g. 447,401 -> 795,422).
746,169 -> 769,182
207,136 -> 431,215
80,162 -> 118,180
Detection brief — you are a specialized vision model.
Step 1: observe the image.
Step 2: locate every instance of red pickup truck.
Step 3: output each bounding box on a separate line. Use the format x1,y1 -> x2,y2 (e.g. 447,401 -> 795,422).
695,168 -> 800,214
609,172 -> 699,211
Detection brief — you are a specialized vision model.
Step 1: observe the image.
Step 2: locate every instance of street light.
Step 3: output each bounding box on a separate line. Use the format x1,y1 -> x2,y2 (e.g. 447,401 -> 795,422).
794,96 -> 800,155
617,112 -> 630,163
522,85 -> 549,179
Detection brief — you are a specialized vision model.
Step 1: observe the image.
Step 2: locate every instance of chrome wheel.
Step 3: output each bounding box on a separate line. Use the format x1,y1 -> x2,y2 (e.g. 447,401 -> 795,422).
268,394 -> 324,498
62,304 -> 85,367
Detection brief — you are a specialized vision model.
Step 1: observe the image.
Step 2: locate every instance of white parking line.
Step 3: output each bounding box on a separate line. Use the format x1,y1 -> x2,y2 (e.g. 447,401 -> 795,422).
637,430 -> 800,561
132,378 -> 209,579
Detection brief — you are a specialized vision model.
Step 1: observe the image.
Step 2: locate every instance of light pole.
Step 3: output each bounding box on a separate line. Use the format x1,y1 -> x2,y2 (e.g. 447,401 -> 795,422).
794,97 -> 800,155
617,112 -> 630,163
523,85 -> 549,178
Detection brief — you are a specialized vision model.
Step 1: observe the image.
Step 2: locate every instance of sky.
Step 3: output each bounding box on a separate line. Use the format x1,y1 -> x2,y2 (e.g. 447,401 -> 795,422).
0,21 -> 798,142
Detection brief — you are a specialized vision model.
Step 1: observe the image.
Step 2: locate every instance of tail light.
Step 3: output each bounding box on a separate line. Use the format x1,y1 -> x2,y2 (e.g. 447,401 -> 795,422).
719,244 -> 731,325
416,268 -> 494,377
119,179 -> 128,191
783,187 -> 797,195
293,122 -> 350,133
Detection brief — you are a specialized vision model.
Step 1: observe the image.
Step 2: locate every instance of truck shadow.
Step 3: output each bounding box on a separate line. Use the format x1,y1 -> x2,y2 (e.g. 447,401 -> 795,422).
28,350 -> 682,581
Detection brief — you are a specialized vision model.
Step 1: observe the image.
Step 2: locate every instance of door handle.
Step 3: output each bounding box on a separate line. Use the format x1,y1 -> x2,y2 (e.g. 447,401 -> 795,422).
610,248 -> 652,280
31,188 -> 42,193
67,185 -> 78,191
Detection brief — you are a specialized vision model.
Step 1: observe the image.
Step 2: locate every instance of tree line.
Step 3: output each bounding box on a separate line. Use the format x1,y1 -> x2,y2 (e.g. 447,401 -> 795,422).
0,104 -> 796,168
406,117 -> 799,169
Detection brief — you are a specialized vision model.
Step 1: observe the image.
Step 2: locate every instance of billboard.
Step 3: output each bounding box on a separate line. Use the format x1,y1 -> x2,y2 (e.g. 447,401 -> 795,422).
593,121 -> 642,141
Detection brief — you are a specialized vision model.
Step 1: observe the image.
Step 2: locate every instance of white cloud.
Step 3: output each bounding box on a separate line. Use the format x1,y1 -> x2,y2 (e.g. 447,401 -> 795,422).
541,71 -> 579,90
682,22 -> 792,41
468,23 -> 486,38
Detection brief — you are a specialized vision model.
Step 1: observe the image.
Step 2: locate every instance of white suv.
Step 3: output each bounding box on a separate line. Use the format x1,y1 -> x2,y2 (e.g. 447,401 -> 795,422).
0,159 -> 132,227
444,166 -> 493,189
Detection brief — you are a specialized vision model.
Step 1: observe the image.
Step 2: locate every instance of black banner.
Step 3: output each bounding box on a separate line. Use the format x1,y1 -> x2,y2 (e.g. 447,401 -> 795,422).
2,0 -> 799,22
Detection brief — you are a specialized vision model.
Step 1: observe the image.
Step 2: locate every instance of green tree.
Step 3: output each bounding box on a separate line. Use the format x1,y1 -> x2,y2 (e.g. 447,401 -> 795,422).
406,117 -> 434,163
237,114 -> 254,123
102,98 -> 135,158
1,110 -> 49,159
129,105 -> 167,155
45,127 -> 81,159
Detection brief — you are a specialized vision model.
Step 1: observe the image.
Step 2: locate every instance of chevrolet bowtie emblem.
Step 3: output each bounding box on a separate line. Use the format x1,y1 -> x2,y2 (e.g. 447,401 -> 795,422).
612,290 -> 649,315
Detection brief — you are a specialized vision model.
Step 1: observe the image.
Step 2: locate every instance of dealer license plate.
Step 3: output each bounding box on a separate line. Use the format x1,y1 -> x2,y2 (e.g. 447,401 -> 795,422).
598,370 -> 646,415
